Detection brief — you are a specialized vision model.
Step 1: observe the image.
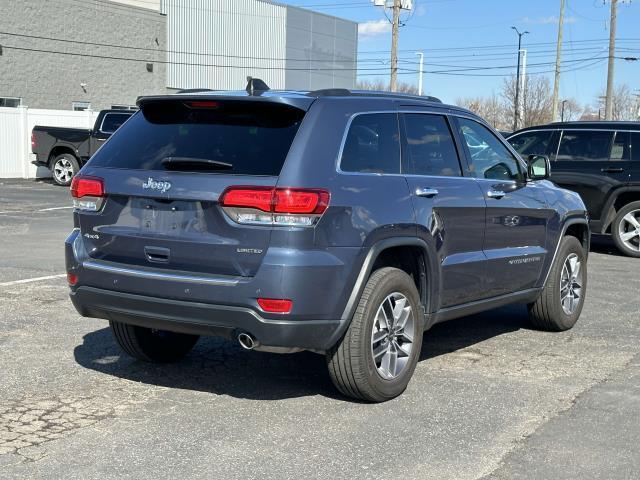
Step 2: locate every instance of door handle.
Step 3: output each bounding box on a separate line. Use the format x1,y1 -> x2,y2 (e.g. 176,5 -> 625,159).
97,138 -> 106,142
144,246 -> 170,263
415,187 -> 439,198
487,189 -> 506,199
601,167 -> 624,173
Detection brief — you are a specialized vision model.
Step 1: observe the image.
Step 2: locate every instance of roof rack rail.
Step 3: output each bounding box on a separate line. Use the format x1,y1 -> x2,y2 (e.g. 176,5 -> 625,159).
307,89 -> 442,103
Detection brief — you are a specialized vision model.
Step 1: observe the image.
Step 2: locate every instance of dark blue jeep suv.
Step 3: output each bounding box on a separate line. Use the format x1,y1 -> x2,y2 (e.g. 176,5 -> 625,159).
66,86 -> 589,401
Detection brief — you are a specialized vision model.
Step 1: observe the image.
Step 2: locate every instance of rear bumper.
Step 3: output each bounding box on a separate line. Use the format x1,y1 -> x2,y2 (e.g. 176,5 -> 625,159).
31,156 -> 48,167
70,286 -> 342,351
66,229 -> 363,351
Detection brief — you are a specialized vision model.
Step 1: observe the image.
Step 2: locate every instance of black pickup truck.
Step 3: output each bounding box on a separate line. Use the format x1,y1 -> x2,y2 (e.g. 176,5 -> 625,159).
32,109 -> 134,185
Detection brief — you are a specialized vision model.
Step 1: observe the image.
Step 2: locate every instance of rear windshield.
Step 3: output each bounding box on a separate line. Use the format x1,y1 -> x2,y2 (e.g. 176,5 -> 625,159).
88,100 -> 306,176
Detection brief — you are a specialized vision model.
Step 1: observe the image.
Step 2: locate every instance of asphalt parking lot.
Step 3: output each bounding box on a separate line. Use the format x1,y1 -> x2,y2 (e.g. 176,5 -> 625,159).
1,178 -> 639,480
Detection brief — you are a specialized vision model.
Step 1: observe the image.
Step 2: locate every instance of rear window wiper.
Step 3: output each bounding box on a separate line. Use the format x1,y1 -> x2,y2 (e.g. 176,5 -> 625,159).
161,157 -> 233,170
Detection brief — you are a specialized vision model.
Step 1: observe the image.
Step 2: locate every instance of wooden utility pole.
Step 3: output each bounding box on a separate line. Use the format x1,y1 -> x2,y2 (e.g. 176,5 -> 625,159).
390,0 -> 401,92
605,0 -> 618,120
551,0 -> 565,122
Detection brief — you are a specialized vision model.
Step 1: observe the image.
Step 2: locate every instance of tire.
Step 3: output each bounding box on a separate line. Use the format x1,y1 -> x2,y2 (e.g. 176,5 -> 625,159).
326,267 -> 423,402
50,153 -> 80,186
109,321 -> 199,363
611,201 -> 640,258
529,236 -> 587,331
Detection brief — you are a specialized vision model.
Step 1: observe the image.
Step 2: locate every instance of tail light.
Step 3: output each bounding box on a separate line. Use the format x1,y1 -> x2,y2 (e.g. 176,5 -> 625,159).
185,100 -> 220,109
31,132 -> 36,152
257,298 -> 293,314
220,187 -> 330,227
71,176 -> 105,211
67,272 -> 78,286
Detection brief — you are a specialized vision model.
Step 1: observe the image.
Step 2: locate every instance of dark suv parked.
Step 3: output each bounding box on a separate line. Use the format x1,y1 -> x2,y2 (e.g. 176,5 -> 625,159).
66,87 -> 589,401
508,122 -> 640,257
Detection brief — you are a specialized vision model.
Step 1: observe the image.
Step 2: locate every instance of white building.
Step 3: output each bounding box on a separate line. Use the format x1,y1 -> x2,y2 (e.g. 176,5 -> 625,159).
115,0 -> 359,91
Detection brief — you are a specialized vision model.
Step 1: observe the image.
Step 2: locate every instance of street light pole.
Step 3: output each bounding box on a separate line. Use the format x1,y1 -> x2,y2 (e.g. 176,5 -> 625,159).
415,51 -> 424,95
511,26 -> 529,131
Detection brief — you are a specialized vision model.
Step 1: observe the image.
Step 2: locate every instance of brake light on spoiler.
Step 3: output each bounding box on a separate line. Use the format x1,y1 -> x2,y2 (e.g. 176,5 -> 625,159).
70,175 -> 105,211
220,187 -> 330,227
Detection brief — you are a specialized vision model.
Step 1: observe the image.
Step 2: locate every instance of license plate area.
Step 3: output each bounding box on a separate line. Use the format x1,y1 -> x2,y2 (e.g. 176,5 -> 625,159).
135,198 -> 205,237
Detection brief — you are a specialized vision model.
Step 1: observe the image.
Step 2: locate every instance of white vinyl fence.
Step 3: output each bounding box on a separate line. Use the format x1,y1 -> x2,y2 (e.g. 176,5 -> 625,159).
0,107 -> 99,179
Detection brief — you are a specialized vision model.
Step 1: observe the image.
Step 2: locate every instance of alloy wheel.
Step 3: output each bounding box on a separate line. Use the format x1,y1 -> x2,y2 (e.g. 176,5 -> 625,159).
371,292 -> 415,379
618,209 -> 640,253
53,158 -> 74,184
560,253 -> 583,315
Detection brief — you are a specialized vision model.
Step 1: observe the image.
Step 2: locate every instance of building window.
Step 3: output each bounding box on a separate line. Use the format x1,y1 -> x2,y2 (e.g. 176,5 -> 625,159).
72,101 -> 91,111
0,97 -> 22,108
111,105 -> 139,111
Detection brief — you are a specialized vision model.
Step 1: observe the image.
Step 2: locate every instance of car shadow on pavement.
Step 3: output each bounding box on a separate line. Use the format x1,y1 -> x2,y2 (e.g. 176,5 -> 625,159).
589,234 -> 626,257
73,304 -> 530,401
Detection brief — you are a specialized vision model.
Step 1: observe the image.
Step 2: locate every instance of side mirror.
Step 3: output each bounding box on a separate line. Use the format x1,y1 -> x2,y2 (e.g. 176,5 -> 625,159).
527,154 -> 551,180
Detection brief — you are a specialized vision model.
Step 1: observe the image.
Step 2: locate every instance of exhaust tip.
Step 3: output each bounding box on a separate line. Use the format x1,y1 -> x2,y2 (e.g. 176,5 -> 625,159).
238,332 -> 256,350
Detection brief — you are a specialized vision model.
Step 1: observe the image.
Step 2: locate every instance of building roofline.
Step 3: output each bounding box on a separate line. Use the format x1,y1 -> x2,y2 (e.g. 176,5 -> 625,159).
252,0 -> 358,25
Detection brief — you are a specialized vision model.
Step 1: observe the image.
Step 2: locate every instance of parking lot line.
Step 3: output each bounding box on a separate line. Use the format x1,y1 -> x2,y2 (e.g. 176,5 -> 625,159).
0,273 -> 66,287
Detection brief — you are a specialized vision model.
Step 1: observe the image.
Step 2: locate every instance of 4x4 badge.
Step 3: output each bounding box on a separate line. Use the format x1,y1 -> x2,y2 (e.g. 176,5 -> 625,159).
142,177 -> 171,193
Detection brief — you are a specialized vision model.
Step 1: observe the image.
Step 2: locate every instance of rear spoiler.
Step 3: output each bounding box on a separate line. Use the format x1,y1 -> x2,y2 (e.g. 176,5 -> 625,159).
136,94 -> 315,112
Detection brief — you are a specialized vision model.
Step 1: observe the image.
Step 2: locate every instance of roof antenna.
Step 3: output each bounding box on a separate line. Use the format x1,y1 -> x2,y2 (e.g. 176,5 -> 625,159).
246,77 -> 270,96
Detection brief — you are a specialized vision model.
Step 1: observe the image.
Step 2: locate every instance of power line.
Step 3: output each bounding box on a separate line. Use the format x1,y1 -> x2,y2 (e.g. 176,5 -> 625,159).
0,30 -> 368,64
359,37 -> 640,54
0,44 -> 414,73
1,41 -> 622,78
3,30 -> 636,66
423,55 -> 609,73
384,45 -> 634,62
419,58 -> 608,77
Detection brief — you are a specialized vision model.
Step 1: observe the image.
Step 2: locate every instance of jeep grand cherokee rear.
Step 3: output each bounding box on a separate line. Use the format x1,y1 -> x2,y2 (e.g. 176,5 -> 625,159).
67,88 -> 589,402
66,94 -> 361,354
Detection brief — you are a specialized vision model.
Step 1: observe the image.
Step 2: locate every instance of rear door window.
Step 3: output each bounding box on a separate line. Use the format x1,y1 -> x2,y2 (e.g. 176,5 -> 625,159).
88,100 -> 306,176
508,130 -> 553,157
610,131 -> 631,161
402,113 -> 462,177
557,130 -> 613,161
340,113 -> 401,174
99,113 -> 132,134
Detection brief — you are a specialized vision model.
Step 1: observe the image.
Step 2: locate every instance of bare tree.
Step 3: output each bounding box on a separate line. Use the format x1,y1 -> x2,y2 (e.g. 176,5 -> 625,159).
557,98 -> 583,122
457,76 -> 555,131
501,76 -> 554,128
579,105 -> 601,121
356,79 -> 387,91
455,95 -> 509,130
596,84 -> 638,120
357,79 -> 418,95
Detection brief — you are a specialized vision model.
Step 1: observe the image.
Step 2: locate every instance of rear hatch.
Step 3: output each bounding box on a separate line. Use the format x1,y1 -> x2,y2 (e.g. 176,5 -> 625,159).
75,96 -> 310,277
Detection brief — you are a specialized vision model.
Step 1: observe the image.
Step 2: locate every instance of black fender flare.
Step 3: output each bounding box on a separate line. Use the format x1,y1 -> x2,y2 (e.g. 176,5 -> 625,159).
48,143 -> 79,165
324,237 -> 439,349
599,187 -> 640,233
541,216 -> 590,288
